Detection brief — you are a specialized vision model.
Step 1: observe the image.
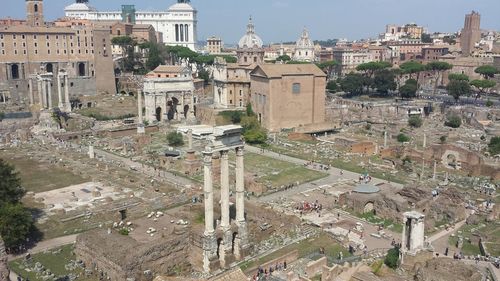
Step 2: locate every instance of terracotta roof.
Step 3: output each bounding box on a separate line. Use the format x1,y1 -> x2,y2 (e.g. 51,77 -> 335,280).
251,64 -> 326,78
151,65 -> 186,73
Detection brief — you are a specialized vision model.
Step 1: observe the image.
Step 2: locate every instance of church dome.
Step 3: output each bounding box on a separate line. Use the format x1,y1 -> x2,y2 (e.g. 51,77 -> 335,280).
168,0 -> 195,12
296,28 -> 313,49
238,17 -> 263,49
64,2 -> 96,12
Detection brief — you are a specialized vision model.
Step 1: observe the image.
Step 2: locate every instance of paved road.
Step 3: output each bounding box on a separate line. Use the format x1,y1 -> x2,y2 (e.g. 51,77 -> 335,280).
7,234 -> 78,261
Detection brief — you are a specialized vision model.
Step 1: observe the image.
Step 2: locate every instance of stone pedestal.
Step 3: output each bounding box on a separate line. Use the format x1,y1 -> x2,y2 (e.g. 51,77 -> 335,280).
137,123 -> 145,134
202,233 -> 219,273
182,150 -> 201,175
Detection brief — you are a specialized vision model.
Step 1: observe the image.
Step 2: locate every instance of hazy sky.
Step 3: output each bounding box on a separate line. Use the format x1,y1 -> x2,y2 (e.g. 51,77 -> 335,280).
2,0 -> 500,43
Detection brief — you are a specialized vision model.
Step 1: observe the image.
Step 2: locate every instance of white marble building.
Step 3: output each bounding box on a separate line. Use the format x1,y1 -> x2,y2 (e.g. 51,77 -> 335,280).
293,28 -> 315,62
143,65 -> 196,123
64,0 -> 197,50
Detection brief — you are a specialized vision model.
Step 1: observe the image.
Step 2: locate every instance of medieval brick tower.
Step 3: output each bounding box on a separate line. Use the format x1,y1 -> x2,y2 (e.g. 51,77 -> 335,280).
26,0 -> 44,26
461,11 -> 481,57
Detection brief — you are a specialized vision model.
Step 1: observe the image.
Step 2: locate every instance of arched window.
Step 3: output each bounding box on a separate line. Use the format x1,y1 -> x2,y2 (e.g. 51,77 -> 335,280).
34,4 -> 38,13
78,63 -> 85,76
11,64 -> 19,79
46,63 -> 53,73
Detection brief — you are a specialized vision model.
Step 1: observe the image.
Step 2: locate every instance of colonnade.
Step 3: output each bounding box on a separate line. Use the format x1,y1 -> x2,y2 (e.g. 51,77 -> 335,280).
202,146 -> 248,273
33,71 -> 71,111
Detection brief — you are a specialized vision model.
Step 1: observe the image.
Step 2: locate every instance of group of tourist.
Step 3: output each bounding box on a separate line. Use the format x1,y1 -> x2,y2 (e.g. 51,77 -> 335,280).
296,200 -> 323,217
304,161 -> 330,171
252,261 -> 287,280
359,174 -> 372,184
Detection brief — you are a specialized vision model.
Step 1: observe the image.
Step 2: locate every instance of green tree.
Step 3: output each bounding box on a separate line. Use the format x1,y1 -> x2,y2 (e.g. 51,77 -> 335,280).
400,79 -> 418,99
399,61 -> 426,80
246,103 -> 255,117
0,159 -> 25,205
397,133 -> 410,143
448,73 -> 469,81
426,61 -> 453,94
485,99 -> 493,107
166,132 -> 184,147
0,203 -> 34,249
145,42 -> 164,71
444,114 -> 462,128
440,135 -> 447,143
276,55 -> 291,62
356,61 -> 392,78
316,60 -> 338,79
241,116 -> 267,145
384,247 -> 400,269
340,73 -> 367,96
220,55 -> 237,63
475,65 -> 498,79
373,69 -> 396,95
408,115 -> 423,128
198,69 -> 210,82
326,80 -> 340,93
488,136 -> 500,155
470,79 -> 496,98
446,80 -> 471,101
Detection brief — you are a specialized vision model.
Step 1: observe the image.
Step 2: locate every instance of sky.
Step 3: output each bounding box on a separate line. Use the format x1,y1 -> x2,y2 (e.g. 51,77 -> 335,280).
2,0 -> 500,44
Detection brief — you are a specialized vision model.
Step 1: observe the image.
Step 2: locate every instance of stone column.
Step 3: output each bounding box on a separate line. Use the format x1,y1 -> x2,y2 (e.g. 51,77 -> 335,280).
187,129 -> 193,150
219,149 -> 232,268
423,133 -> 427,148
137,91 -> 145,134
179,92 -> 185,119
433,160 -> 437,180
88,145 -> 95,159
189,91 -> 196,119
234,146 -> 248,260
28,78 -> 34,105
47,79 -> 53,108
202,148 -> 218,273
57,74 -> 63,109
64,74 -> 71,112
37,79 -> 43,107
235,147 -> 245,223
384,131 -> 388,147
41,80 -> 47,109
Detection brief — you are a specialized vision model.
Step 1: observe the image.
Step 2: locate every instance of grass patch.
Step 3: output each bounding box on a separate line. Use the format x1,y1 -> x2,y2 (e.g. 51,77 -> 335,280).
9,244 -> 97,281
357,212 -> 403,233
78,108 -> 135,121
240,233 -> 350,272
4,155 -> 88,193
244,152 -> 328,187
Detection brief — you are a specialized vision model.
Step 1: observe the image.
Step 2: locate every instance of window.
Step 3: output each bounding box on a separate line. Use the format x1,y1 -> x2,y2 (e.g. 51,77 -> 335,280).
292,83 -> 301,94
10,64 -> 19,79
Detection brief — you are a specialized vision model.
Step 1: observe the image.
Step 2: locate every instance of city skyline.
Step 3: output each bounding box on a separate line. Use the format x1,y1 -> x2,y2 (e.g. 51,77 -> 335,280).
1,0 -> 500,44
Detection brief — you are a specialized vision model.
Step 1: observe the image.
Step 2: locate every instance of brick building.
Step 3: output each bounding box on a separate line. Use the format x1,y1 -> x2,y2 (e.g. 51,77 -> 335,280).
0,0 -> 116,106
249,64 -> 326,132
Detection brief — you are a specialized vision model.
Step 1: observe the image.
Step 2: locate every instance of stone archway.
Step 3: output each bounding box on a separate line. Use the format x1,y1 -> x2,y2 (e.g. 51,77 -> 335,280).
446,154 -> 458,169
363,202 -> 375,214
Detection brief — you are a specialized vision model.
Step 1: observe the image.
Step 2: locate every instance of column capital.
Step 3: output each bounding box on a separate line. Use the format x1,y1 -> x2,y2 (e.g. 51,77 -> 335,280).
220,149 -> 229,158
236,146 -> 244,156
203,147 -> 213,164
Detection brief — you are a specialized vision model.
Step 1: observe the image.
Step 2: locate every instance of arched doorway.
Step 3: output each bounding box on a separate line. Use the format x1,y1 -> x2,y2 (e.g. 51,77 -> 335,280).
46,63 -> 53,73
363,202 -> 375,214
11,64 -> 19,79
78,63 -> 85,76
446,154 -> 458,169
183,104 -> 189,118
155,107 -> 162,122
128,92 -> 134,97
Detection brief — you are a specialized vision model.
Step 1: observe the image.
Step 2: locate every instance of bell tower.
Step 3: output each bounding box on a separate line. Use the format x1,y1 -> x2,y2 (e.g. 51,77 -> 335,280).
26,0 -> 44,27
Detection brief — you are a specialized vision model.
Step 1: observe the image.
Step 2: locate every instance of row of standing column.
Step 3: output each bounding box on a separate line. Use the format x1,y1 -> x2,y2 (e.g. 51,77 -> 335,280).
31,75 -> 71,111
203,146 -> 247,272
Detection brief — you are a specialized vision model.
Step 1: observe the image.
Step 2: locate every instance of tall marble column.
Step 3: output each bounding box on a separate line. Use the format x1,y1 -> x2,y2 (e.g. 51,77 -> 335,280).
188,91 -> 195,119
202,148 -> 218,273
47,79 -> 53,108
37,79 -> 43,107
235,147 -> 245,223
41,80 -> 47,109
219,149 -> 231,268
57,74 -> 63,109
28,78 -> 34,105
137,91 -> 145,134
64,74 -> 71,112
384,131 -> 388,147
423,133 -> 427,148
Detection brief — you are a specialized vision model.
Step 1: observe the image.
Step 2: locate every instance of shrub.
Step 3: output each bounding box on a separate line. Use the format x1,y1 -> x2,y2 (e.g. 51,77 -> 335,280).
384,247 -> 400,269
118,228 -> 129,235
485,99 -> 493,107
440,136 -> 447,144
489,136 -> 500,156
408,115 -> 423,128
219,111 -> 243,124
166,132 -> 184,147
397,133 -> 410,143
365,123 -> 372,130
444,115 -> 462,128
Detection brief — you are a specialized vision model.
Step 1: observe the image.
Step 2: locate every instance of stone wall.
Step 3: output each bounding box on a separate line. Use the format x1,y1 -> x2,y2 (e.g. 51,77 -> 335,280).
246,250 -> 299,276
75,228 -> 192,281
305,256 -> 327,278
